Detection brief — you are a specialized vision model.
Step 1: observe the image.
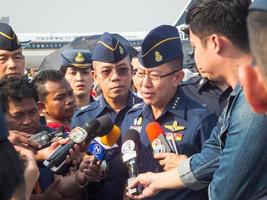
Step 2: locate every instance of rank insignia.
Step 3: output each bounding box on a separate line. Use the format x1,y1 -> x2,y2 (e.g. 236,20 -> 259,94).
155,51 -> 163,62
75,52 -> 85,63
164,121 -> 185,132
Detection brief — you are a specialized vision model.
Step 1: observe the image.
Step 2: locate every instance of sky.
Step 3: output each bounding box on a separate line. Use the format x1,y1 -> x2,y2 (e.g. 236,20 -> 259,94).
1,0 -> 189,33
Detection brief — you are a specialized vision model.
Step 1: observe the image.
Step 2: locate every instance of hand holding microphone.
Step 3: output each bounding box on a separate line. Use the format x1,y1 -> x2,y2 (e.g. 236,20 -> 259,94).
121,129 -> 142,195
43,115 -> 113,173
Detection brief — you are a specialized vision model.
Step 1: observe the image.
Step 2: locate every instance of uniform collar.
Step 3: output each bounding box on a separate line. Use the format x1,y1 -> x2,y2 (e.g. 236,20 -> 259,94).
98,90 -> 141,112
197,76 -> 217,92
142,87 -> 186,120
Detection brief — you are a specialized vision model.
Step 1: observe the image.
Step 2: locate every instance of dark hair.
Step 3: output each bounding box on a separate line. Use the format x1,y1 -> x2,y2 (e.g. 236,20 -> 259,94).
32,70 -> 65,102
168,58 -> 183,71
0,139 -> 25,200
247,11 -> 267,78
0,77 -> 38,113
186,0 -> 251,52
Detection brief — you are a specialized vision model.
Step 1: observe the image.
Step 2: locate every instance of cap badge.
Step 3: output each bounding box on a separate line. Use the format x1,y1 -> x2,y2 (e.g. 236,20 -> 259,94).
155,51 -> 163,62
75,52 -> 85,63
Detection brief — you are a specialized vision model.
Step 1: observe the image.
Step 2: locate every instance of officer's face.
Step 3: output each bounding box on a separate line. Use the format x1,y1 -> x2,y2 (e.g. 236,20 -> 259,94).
189,29 -> 225,82
64,66 -> 93,100
5,98 -> 40,135
0,49 -> 25,79
138,63 -> 183,108
39,79 -> 76,122
93,56 -> 132,100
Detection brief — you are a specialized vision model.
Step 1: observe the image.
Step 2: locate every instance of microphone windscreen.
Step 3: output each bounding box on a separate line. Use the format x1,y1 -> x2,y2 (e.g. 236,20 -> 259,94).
122,129 -> 141,149
96,115 -> 114,136
100,125 -> 121,146
146,122 -> 164,142
83,118 -> 101,136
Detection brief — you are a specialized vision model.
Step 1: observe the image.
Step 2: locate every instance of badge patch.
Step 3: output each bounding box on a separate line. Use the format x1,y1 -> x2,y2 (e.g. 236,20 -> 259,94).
164,121 -> 185,132
131,117 -> 143,133
174,133 -> 183,142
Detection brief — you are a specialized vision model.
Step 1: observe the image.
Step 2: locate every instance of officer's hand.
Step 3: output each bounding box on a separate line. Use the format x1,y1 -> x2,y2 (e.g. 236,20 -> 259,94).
154,153 -> 188,171
8,130 -> 41,150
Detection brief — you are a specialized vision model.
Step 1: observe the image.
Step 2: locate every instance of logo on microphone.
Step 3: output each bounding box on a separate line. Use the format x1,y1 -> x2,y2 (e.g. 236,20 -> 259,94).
69,127 -> 88,143
151,139 -> 166,153
93,143 -> 102,155
121,140 -> 135,155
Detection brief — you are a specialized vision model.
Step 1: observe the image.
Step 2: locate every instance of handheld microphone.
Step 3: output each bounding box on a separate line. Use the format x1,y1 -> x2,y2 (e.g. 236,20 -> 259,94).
146,122 -> 174,154
121,129 -> 142,195
87,125 -> 121,163
43,115 -> 113,173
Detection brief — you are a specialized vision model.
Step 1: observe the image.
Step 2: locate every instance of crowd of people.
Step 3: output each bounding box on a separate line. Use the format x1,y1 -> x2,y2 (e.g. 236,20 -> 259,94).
0,0 -> 267,199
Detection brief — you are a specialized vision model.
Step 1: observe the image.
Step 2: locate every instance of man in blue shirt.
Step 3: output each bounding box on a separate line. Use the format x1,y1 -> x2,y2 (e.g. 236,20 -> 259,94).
121,25 -> 216,200
127,1 -> 267,200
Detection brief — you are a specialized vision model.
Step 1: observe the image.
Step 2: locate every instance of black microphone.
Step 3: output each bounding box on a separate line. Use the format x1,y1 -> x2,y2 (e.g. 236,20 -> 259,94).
121,129 -> 142,195
43,115 -> 113,173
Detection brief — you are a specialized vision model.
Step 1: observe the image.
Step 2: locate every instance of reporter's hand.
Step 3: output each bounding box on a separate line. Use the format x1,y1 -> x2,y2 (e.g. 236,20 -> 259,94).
8,130 -> 41,150
127,172 -> 160,200
66,143 -> 83,172
35,138 -> 70,161
14,145 -> 39,200
154,153 -> 188,171
78,156 -> 101,184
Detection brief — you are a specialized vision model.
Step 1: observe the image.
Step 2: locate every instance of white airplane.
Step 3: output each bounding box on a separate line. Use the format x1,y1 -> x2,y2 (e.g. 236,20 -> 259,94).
4,0 -> 193,69
17,32 -> 146,68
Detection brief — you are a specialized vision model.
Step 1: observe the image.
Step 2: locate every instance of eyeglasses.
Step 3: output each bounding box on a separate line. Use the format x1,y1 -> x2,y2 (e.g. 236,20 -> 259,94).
98,67 -> 130,78
133,69 -> 180,82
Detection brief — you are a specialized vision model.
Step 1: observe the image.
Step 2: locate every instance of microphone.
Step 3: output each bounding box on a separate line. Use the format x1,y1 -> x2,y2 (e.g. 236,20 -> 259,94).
121,129 -> 142,195
87,125 -> 121,163
43,115 -> 113,173
146,122 -> 174,154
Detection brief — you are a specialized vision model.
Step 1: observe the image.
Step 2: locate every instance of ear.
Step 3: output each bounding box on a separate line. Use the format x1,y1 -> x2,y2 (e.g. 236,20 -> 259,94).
210,34 -> 223,54
92,70 -> 98,85
174,70 -> 184,87
37,101 -> 46,114
239,65 -> 267,113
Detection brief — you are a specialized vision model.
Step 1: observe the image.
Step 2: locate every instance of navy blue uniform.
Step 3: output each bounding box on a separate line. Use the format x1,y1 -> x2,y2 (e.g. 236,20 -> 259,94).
181,75 -> 232,117
71,91 -> 142,200
71,91 -> 142,127
121,87 -> 217,200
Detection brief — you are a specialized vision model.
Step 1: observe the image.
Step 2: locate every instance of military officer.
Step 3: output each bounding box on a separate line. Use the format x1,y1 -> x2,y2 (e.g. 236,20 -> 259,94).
0,23 -> 25,79
71,32 -> 142,128
71,32 -> 142,200
60,49 -> 95,108
121,25 -> 217,200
